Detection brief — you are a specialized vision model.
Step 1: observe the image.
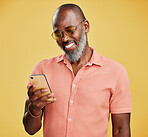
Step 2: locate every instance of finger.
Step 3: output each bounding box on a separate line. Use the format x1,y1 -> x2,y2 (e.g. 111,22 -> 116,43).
30,91 -> 53,103
27,85 -> 34,97
46,97 -> 56,103
34,88 -> 49,96
32,89 -> 50,101
32,97 -> 56,110
47,93 -> 54,97
47,98 -> 57,104
40,93 -> 54,101
51,98 -> 57,102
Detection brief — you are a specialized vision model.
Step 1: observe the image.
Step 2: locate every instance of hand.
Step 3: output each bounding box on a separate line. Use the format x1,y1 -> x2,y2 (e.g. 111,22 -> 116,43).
27,85 -> 56,116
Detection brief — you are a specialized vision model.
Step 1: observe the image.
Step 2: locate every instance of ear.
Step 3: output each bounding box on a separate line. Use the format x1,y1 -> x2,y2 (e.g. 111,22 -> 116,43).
83,20 -> 89,33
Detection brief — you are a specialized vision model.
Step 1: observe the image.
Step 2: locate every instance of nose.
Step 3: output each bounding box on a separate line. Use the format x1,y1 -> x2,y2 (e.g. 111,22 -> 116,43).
61,31 -> 69,42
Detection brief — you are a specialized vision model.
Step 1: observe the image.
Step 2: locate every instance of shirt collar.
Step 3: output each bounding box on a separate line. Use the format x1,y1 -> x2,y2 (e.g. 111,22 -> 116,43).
87,47 -> 102,66
57,47 -> 102,67
57,54 -> 68,64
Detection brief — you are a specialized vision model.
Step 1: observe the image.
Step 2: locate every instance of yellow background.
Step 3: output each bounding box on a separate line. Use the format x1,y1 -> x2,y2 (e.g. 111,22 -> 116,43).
0,0 -> 148,137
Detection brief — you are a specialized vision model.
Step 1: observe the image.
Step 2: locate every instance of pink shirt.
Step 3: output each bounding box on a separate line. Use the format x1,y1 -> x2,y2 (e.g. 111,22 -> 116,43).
27,47 -> 132,137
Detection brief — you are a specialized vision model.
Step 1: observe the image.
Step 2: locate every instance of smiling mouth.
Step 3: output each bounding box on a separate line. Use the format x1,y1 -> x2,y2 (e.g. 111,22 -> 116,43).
65,42 -> 75,51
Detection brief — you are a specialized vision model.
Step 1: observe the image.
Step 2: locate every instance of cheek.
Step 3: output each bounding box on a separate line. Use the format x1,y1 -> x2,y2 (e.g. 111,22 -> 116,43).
56,41 -> 62,47
72,29 -> 82,42
70,37 -> 79,45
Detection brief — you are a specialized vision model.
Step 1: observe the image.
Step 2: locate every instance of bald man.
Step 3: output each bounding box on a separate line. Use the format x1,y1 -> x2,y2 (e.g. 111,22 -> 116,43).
23,4 -> 132,137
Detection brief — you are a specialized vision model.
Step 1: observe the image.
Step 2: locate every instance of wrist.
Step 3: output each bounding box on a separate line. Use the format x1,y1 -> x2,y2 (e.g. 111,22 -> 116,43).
28,103 -> 42,118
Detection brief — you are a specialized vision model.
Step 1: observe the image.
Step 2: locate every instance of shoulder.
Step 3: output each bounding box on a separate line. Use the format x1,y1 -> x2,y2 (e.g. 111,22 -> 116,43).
99,55 -> 127,76
101,56 -> 128,81
36,55 -> 63,66
31,55 -> 63,73
92,48 -> 124,72
101,55 -> 122,68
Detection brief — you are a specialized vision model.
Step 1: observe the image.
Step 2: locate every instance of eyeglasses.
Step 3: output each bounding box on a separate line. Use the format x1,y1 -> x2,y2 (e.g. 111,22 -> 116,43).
51,20 -> 85,41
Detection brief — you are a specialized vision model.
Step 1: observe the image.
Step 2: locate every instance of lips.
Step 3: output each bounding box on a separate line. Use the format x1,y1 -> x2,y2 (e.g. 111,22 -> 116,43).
64,42 -> 75,51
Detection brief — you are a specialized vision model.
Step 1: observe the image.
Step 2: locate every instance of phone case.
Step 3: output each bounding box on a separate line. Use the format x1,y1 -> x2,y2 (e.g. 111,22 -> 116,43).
29,74 -> 52,98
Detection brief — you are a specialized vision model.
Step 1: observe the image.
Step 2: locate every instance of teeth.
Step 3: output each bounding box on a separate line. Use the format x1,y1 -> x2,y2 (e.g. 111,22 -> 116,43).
65,43 -> 74,48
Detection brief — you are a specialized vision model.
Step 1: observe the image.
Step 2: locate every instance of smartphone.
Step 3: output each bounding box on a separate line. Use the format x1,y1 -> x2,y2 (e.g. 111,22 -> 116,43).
29,74 -> 52,98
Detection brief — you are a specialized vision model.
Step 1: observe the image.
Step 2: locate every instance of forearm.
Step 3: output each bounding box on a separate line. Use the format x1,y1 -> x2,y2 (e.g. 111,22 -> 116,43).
113,127 -> 131,137
23,111 -> 42,135
111,113 -> 131,137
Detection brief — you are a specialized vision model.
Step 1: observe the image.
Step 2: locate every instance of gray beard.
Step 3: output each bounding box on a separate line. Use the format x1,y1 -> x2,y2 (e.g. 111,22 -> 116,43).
65,29 -> 86,63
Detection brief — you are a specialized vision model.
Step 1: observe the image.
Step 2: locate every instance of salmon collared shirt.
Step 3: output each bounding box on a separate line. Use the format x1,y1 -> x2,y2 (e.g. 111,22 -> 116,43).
27,47 -> 132,137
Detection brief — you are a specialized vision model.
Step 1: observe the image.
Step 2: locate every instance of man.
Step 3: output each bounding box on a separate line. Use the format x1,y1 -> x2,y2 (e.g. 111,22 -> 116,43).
23,4 -> 132,137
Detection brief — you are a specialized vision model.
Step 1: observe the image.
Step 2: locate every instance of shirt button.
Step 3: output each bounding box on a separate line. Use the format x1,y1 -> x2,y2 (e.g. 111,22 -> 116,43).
68,118 -> 72,121
70,100 -> 73,104
73,84 -> 76,87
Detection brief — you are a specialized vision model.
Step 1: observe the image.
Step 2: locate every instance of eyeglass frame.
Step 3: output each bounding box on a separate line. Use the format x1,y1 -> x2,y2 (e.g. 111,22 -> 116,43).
51,19 -> 85,41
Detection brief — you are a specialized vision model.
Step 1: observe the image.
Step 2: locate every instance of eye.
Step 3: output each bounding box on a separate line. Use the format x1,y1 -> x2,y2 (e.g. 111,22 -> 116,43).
65,26 -> 75,34
55,34 -> 61,37
55,31 -> 61,37
66,29 -> 73,33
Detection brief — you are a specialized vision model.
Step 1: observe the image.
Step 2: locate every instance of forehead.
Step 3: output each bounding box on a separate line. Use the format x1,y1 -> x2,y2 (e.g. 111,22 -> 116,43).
53,9 -> 80,30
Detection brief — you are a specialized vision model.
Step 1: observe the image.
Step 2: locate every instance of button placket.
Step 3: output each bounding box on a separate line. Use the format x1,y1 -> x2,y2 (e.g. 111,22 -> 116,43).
68,118 -> 72,121
70,100 -> 73,104
66,67 -> 86,137
66,81 -> 77,137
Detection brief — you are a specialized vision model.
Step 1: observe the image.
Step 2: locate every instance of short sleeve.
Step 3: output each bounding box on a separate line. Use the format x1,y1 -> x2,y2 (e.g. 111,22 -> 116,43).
110,65 -> 132,114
